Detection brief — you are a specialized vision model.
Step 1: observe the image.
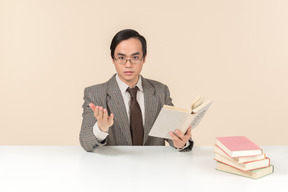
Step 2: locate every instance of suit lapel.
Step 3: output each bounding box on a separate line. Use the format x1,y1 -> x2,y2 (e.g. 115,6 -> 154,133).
106,75 -> 132,145
142,77 -> 159,144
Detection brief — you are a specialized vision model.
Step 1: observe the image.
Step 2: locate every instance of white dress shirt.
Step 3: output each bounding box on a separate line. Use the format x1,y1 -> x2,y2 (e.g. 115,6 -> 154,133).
93,74 -> 144,142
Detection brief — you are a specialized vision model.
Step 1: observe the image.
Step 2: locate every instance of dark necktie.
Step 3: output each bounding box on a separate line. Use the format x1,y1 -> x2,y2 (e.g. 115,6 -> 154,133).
127,87 -> 144,145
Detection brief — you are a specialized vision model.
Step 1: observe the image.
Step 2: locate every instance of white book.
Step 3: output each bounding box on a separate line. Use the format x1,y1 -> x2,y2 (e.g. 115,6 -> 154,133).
149,97 -> 212,139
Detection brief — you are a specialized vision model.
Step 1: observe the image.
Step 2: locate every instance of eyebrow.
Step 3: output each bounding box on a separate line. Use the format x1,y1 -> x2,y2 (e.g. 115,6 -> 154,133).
117,52 -> 141,56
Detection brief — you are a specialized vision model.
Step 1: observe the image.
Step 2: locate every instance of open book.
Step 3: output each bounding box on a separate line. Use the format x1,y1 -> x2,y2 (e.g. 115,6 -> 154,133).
149,97 -> 212,139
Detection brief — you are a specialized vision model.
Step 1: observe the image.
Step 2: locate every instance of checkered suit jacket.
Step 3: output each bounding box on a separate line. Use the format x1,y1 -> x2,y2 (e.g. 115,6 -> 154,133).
80,74 -> 193,152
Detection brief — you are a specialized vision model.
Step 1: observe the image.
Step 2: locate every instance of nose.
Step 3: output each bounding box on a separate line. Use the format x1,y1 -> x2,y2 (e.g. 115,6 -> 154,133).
124,59 -> 133,67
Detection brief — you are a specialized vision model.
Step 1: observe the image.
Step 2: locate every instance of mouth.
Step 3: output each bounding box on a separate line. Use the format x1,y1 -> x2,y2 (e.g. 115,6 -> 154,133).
124,71 -> 134,75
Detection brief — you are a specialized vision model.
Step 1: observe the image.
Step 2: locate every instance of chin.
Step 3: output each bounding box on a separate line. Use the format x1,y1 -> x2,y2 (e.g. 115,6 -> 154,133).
124,76 -> 136,82
120,73 -> 138,82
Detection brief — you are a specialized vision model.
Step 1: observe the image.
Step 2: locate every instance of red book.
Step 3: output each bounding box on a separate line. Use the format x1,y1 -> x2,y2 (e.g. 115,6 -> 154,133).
216,136 -> 263,157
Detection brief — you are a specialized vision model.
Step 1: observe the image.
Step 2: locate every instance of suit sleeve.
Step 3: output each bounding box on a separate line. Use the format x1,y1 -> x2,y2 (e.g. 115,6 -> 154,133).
164,85 -> 194,152
79,87 -> 107,152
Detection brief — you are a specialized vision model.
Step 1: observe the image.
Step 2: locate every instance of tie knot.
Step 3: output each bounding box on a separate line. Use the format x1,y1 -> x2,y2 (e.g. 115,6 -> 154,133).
127,87 -> 138,99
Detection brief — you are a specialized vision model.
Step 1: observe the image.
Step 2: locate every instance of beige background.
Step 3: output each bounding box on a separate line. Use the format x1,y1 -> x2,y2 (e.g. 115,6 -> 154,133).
1,0 -> 287,146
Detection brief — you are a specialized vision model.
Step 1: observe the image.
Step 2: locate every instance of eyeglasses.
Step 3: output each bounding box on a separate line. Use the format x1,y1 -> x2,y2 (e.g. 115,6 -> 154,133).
114,56 -> 143,65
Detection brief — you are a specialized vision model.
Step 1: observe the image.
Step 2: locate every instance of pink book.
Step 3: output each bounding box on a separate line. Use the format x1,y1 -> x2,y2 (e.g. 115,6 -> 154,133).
216,136 -> 263,157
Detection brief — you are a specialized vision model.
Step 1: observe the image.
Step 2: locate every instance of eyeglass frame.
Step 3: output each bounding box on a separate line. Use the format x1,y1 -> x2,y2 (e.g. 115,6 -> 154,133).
113,55 -> 144,65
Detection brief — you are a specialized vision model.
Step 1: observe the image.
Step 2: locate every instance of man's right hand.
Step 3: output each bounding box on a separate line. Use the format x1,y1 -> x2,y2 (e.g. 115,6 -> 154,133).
89,103 -> 114,133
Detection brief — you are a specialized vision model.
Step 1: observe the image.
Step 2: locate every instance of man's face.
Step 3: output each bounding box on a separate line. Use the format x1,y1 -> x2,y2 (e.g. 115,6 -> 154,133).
113,38 -> 145,87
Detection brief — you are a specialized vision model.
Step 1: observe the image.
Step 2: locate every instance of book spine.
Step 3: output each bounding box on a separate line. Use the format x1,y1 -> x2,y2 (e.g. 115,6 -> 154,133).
215,144 -> 233,158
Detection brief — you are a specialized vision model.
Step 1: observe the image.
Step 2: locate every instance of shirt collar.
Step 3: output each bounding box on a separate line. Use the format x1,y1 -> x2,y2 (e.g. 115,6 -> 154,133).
116,74 -> 143,94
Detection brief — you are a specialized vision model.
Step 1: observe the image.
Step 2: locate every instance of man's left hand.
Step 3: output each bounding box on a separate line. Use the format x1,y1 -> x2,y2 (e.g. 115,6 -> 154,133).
169,126 -> 192,149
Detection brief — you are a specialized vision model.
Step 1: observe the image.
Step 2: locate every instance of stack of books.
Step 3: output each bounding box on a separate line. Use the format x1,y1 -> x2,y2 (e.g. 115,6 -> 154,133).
214,136 -> 274,179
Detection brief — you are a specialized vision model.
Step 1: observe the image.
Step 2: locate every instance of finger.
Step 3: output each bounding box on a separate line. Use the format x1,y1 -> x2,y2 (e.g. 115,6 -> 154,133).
174,129 -> 185,140
185,126 -> 192,138
98,107 -> 104,119
169,132 -> 181,142
109,113 -> 114,121
89,103 -> 96,111
110,113 -> 114,119
103,108 -> 108,120
94,106 -> 99,118
183,126 -> 192,142
169,132 -> 184,148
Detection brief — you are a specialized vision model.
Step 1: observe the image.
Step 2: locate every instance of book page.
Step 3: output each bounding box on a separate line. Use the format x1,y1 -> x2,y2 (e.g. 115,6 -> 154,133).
149,100 -> 212,140
191,110 -> 207,129
190,100 -> 212,128
149,107 -> 190,139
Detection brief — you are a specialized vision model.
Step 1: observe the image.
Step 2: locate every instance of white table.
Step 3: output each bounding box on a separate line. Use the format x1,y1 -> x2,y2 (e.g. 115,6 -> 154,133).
1,146 -> 287,192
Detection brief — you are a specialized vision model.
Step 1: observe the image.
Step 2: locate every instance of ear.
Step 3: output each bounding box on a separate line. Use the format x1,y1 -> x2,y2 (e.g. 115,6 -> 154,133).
143,54 -> 147,63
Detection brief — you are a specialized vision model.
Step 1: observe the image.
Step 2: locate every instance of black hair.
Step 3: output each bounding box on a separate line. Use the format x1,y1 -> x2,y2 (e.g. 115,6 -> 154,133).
110,29 -> 147,60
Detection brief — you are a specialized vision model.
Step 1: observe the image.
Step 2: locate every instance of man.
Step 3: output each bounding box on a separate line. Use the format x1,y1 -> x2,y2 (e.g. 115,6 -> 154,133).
80,29 -> 193,152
